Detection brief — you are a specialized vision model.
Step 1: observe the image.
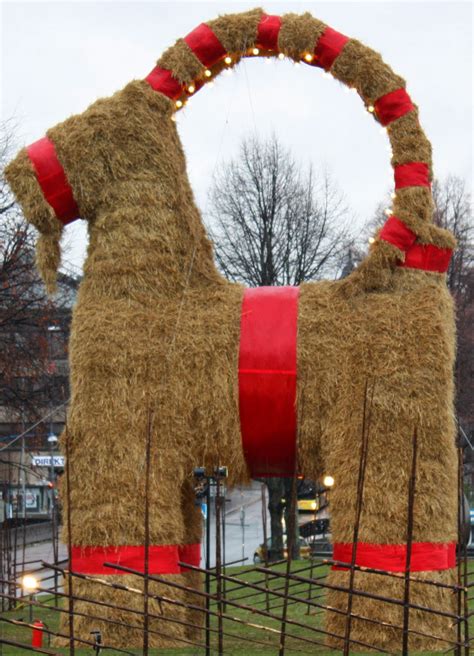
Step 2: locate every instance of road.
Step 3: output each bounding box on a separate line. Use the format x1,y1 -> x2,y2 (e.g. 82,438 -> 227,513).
202,480 -> 270,568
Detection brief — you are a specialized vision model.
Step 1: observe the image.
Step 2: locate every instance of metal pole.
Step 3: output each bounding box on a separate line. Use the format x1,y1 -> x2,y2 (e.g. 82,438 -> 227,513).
215,473 -> 223,655
343,381 -> 373,656
402,428 -> 418,655
64,427 -> 75,655
240,505 -> 245,564
205,477 -> 211,656
21,434 -> 26,522
279,473 -> 298,656
143,411 -> 153,656
222,483 -> 227,612
49,437 -> 58,608
261,483 -> 270,612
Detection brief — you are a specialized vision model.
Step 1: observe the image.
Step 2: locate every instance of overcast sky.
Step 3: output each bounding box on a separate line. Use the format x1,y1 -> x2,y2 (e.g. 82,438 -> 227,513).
1,0 -> 472,272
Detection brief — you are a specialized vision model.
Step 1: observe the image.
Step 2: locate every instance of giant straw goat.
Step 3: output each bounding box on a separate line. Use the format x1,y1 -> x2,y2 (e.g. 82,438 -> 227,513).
5,8 -> 458,651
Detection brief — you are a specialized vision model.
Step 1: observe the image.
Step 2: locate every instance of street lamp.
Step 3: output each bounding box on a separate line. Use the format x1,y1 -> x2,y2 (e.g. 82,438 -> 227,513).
21,574 -> 38,622
323,475 -> 335,489
47,433 -> 59,605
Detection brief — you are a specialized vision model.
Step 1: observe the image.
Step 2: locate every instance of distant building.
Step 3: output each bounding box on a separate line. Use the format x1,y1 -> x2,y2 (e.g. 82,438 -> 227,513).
0,261 -> 80,520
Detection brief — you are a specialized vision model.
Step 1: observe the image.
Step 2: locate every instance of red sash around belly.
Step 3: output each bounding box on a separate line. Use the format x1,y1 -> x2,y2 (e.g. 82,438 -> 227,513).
238,286 -> 299,477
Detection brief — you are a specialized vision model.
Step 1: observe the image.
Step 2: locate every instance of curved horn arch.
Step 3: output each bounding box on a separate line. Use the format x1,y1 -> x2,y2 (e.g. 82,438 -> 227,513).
145,9 -> 455,276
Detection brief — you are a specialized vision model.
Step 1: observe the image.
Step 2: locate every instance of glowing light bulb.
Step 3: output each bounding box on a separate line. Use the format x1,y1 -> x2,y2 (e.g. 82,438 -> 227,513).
368,105 -> 375,113
175,100 -> 183,109
304,53 -> 313,62
391,192 -> 396,200
187,84 -> 195,94
385,208 -> 392,216
368,237 -> 375,245
204,69 -> 212,78
252,47 -> 259,55
224,56 -> 232,65
323,475 -> 335,488
22,575 -> 38,591
278,52 -> 285,60
170,115 -> 177,122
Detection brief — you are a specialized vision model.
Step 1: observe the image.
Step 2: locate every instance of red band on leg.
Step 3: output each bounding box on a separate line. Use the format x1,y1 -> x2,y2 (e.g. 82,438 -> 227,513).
332,541 -> 456,572
71,544 -> 200,575
26,137 -> 80,225
178,543 -> 202,571
375,88 -> 414,126
314,26 -> 349,70
257,14 -> 282,50
394,162 -> 430,189
239,287 -> 299,478
184,24 -> 226,67
145,67 -> 183,99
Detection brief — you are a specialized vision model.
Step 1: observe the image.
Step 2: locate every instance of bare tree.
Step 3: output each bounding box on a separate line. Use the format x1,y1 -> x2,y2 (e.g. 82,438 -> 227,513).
207,134 -> 352,287
432,176 -> 473,302
207,134 -> 352,560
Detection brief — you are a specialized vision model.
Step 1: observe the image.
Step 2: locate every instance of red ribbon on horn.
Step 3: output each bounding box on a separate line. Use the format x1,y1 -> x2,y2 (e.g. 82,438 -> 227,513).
314,27 -> 349,70
257,14 -> 282,50
375,88 -> 415,126
394,162 -> 431,189
184,23 -> 226,66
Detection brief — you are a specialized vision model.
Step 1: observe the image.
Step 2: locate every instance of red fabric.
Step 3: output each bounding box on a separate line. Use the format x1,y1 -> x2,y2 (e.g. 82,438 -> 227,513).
257,14 -> 282,50
179,543 -> 202,568
239,287 -> 299,478
375,88 -> 414,126
401,243 -> 452,273
332,541 -> 456,572
379,215 -> 417,252
314,26 -> 349,70
26,137 -> 79,225
71,543 -> 200,575
184,23 -> 226,66
145,67 -> 183,99
395,162 -> 430,189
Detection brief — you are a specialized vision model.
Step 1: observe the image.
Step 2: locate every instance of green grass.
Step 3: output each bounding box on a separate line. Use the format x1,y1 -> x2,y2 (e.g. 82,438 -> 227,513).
0,561 -> 472,655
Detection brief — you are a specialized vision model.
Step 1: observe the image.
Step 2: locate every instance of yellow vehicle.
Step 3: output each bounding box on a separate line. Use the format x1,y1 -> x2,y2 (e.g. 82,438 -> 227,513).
253,537 -> 311,563
297,498 -> 318,513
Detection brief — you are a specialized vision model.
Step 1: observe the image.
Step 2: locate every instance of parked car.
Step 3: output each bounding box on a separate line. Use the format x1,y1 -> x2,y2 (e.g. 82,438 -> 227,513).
253,536 -> 311,563
299,517 -> 330,538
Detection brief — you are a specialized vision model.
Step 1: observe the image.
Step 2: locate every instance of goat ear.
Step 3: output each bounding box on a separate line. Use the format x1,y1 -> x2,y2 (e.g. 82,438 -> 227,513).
5,146 -> 66,294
